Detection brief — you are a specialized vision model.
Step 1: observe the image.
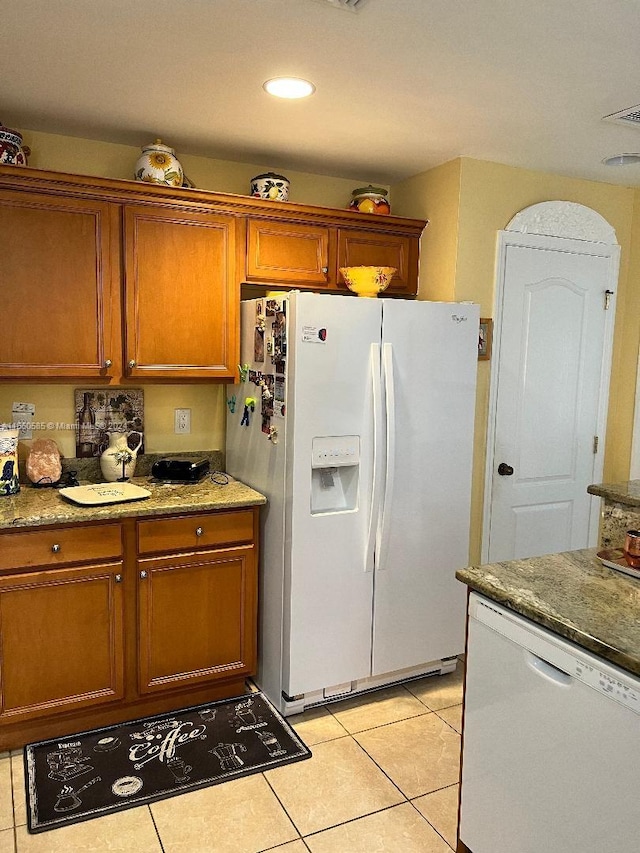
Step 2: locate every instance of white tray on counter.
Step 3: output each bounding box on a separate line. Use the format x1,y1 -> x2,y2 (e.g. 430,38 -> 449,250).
59,483 -> 152,506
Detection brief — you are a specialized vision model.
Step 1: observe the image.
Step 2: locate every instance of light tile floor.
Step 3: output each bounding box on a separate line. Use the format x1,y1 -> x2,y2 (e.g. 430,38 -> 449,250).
3,663 -> 464,852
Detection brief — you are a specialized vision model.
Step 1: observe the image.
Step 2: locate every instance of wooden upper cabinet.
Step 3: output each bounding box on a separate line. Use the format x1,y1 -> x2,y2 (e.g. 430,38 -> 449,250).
0,190 -> 119,379
123,206 -> 239,379
245,219 -> 333,286
337,229 -> 418,295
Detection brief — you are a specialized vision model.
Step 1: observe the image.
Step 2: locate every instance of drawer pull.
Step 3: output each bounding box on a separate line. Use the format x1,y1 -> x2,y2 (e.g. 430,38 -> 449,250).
140,570 -> 148,580
195,526 -> 204,537
115,573 -> 122,583
51,544 -> 61,553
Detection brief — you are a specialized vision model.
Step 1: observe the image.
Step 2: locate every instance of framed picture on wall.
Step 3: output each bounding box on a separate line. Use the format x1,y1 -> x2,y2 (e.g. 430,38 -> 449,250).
478,318 -> 493,360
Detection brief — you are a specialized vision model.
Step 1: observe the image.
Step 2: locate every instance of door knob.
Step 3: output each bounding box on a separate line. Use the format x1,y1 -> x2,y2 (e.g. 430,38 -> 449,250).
498,463 -> 514,476
128,359 -> 136,369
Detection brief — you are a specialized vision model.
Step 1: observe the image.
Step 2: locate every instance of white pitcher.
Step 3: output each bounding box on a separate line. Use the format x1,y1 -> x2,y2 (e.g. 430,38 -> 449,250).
99,431 -> 143,483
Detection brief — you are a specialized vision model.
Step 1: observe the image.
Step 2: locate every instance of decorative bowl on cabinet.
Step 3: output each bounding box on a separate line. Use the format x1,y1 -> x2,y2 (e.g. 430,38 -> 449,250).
339,265 -> 397,297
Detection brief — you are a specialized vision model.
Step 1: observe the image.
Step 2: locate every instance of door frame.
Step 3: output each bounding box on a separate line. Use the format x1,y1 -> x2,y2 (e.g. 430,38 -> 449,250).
481,202 -> 620,562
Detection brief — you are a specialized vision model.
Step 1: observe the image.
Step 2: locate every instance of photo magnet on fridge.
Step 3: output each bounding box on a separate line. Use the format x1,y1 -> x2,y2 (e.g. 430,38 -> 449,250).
254,327 -> 265,362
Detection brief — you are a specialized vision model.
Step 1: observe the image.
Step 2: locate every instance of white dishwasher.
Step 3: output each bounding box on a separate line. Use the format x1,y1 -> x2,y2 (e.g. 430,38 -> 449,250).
460,592 -> 640,853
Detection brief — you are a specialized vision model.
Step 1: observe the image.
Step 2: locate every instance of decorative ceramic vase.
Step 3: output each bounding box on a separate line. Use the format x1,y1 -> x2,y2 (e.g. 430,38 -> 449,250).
348,185 -> 391,215
134,139 -> 183,187
0,122 -> 23,165
100,431 -> 143,482
0,427 -> 20,496
250,172 -> 290,201
339,265 -> 397,297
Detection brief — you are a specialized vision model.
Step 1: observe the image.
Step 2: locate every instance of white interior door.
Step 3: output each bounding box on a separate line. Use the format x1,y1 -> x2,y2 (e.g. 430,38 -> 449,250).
486,228 -> 618,563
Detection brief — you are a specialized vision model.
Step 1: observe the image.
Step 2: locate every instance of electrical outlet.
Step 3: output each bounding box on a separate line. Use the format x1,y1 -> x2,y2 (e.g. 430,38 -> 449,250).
174,408 -> 191,434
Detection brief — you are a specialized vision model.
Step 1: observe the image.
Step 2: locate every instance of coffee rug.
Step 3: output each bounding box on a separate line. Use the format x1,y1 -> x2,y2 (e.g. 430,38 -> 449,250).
25,692 -> 311,833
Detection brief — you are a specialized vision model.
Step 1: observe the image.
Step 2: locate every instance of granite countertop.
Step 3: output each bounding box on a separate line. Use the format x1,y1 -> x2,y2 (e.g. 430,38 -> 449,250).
587,479 -> 640,507
0,475 -> 266,531
457,548 -> 640,677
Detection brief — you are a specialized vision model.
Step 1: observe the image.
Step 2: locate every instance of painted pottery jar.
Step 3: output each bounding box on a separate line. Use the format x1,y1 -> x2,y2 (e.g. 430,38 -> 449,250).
0,122 -> 23,165
134,139 -> 183,187
250,172 -> 290,201
348,184 -> 391,215
100,431 -> 143,482
0,427 -> 20,496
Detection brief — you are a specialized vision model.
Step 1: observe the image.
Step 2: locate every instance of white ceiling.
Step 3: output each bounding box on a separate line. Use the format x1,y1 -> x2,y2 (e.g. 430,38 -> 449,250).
4,0 -> 640,186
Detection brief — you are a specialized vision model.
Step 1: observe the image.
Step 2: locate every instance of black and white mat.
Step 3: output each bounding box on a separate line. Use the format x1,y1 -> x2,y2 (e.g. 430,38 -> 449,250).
25,692 -> 311,833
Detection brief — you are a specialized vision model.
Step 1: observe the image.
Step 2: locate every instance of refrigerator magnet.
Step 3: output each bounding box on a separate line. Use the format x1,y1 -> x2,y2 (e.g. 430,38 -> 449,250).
254,327 -> 265,362
301,325 -> 327,344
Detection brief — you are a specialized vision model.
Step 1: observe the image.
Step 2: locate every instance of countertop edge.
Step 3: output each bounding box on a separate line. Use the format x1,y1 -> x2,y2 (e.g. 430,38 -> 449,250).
0,479 -> 267,530
587,481 -> 640,507
456,566 -> 640,678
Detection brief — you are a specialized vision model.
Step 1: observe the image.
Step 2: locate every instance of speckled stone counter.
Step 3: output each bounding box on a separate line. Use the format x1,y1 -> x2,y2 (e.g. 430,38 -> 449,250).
588,479 -> 640,548
0,475 -> 266,530
456,548 -> 640,677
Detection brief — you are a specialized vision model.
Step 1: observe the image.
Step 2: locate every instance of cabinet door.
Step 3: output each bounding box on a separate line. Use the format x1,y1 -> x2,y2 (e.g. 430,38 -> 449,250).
137,545 -> 257,693
338,229 -> 418,295
123,206 -> 240,379
0,191 -> 119,378
246,219 -> 333,286
0,563 -> 125,722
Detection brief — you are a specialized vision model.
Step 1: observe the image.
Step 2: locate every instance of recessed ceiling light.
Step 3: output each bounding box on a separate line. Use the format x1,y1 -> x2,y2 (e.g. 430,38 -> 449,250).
263,77 -> 316,99
602,153 -> 640,166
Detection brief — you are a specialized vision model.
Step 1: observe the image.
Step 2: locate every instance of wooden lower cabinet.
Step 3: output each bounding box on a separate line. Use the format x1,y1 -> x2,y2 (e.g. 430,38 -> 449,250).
138,545 -> 256,693
0,562 -> 125,722
0,508 -> 259,749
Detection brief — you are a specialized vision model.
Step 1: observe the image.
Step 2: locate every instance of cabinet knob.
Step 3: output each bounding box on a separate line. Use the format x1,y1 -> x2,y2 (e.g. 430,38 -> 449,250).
115,573 -> 122,583
140,570 -> 148,579
51,544 -> 61,553
321,266 -> 329,274
128,359 -> 136,369
195,526 -> 204,537
104,358 -> 112,368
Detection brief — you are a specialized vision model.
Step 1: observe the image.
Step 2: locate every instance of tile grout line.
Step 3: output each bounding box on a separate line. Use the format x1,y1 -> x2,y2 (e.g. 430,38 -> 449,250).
260,771 -> 309,850
147,804 -> 166,853
407,796 -> 456,851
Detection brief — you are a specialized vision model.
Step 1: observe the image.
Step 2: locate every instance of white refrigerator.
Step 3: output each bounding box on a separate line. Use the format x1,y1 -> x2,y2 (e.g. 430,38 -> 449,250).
226,291 -> 478,715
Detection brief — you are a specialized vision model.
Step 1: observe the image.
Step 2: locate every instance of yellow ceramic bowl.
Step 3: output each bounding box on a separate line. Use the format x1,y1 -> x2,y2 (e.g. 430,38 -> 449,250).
339,266 -> 397,298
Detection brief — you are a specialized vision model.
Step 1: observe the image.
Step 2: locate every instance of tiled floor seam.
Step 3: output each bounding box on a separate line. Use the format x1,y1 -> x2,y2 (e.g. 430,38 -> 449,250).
147,804 -> 166,853
260,770 -> 309,847
408,792 -> 456,851
327,708 -> 434,737
296,800 -> 414,843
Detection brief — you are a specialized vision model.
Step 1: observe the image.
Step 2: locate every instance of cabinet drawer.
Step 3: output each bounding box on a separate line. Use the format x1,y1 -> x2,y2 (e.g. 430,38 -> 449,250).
0,524 -> 123,572
137,510 -> 254,555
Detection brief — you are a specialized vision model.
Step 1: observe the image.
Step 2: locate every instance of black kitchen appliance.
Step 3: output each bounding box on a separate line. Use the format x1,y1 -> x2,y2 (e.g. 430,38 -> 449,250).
151,457 -> 210,483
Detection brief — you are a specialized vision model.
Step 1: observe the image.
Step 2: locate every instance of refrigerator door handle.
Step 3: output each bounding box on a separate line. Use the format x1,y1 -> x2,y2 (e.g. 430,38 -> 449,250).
365,343 -> 383,573
377,342 -> 396,571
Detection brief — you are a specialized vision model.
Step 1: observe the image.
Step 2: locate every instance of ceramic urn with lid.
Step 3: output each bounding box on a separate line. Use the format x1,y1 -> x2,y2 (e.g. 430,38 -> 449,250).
134,139 -> 184,187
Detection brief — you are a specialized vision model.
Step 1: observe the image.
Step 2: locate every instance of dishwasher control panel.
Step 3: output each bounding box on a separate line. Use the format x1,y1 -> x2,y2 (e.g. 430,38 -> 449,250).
574,661 -> 640,712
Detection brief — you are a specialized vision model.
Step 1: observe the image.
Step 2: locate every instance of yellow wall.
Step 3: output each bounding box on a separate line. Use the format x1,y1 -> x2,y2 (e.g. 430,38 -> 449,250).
22,129 -> 371,209
4,129 -> 381,461
392,159 -> 461,302
392,156 -> 639,563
